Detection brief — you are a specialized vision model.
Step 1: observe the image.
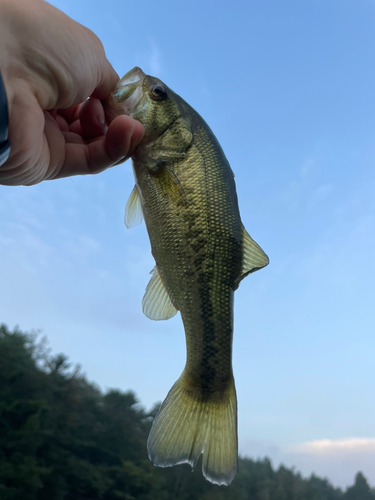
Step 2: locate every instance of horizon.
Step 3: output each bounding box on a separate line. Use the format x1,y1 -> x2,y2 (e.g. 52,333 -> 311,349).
3,322 -> 373,492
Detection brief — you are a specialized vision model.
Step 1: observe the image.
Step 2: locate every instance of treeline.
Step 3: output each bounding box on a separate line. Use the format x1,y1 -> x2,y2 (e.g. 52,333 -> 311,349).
0,324 -> 374,500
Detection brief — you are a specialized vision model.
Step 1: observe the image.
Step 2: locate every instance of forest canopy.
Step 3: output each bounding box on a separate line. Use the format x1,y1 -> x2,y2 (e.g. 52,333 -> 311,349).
0,324 -> 374,500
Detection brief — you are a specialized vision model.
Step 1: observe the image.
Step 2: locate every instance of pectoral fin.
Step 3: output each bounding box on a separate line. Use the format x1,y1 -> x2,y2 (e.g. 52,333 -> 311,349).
124,185 -> 143,228
142,266 -> 178,320
234,226 -> 269,289
150,163 -> 187,205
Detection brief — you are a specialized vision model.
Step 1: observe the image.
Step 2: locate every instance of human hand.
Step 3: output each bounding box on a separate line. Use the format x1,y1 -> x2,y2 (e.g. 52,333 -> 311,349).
0,0 -> 144,186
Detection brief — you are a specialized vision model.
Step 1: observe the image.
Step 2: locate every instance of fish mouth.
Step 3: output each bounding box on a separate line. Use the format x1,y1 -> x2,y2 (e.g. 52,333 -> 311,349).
112,66 -> 146,116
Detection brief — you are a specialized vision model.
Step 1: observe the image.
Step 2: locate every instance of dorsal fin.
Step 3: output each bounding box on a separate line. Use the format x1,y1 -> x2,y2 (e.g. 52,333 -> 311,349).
234,226 -> 269,289
142,266 -> 178,320
124,185 -> 143,228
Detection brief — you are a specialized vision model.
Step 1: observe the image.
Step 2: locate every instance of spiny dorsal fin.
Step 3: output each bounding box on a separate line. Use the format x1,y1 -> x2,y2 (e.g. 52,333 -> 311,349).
234,226 -> 269,289
124,185 -> 143,228
142,266 -> 178,320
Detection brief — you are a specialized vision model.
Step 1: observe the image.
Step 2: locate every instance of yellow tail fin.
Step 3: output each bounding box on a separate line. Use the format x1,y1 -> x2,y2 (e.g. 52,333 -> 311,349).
147,375 -> 238,486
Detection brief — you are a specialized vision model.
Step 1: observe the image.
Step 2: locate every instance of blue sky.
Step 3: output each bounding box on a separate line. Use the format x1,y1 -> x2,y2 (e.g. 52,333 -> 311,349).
1,0 -> 375,488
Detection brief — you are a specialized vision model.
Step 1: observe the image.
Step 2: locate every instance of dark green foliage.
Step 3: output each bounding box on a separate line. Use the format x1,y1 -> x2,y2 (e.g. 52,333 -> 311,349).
344,473 -> 375,500
0,324 -> 374,500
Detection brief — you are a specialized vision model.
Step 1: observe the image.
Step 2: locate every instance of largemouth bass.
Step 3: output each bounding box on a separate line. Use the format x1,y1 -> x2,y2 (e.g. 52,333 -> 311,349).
106,67 -> 269,486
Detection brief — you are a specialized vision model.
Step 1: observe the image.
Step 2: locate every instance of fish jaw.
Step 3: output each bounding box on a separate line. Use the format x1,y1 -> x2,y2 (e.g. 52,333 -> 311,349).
112,66 -> 146,116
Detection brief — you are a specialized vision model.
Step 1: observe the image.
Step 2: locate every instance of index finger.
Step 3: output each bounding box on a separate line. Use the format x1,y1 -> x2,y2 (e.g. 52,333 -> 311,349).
92,62 -> 119,101
83,27 -> 119,101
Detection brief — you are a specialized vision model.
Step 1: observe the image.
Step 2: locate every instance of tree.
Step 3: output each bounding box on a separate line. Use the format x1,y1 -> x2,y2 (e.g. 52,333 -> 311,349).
344,473 -> 375,500
0,324 -> 373,500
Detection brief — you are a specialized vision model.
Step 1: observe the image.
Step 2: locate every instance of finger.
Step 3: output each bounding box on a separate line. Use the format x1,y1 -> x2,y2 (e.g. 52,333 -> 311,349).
103,115 -> 144,164
69,119 -> 83,136
51,114 -> 142,179
112,120 -> 144,165
56,114 -> 69,132
104,115 -> 134,159
120,118 -> 144,157
82,27 -> 119,101
58,104 -> 82,123
62,131 -> 85,144
92,61 -> 119,101
79,97 -> 106,138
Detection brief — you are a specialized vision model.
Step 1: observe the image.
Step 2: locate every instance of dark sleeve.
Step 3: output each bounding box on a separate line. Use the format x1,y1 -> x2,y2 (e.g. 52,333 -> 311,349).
0,70 -> 10,166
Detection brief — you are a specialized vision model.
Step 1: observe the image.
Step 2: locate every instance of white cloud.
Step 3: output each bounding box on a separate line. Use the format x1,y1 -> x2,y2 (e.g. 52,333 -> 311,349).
148,38 -> 161,75
277,157 -> 335,212
63,234 -> 101,257
289,437 -> 375,455
135,38 -> 162,77
239,438 -> 375,489
283,438 -> 375,488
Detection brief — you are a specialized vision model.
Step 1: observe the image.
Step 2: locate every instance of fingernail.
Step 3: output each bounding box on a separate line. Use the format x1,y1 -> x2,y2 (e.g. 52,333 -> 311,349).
134,134 -> 143,147
133,122 -> 145,146
97,105 -> 106,127
126,117 -> 135,137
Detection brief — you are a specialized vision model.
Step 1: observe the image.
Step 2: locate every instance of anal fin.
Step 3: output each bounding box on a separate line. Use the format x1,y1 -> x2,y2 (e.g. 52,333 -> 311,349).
234,225 -> 269,289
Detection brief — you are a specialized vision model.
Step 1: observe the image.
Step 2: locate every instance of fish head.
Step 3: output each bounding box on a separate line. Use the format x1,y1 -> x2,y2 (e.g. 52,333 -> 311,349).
112,66 -> 147,115
107,67 -> 187,144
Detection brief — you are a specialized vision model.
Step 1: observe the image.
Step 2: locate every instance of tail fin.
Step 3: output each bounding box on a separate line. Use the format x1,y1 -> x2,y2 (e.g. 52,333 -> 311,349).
147,375 -> 238,486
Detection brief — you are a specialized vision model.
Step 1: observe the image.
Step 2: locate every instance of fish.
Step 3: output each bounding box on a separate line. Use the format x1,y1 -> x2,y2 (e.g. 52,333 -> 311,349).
105,67 -> 269,486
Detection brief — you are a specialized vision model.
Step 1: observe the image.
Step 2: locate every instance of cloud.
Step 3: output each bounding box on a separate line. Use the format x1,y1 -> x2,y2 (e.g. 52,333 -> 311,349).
277,157 -> 334,214
282,438 -> 375,488
135,38 -> 162,76
239,438 -> 375,488
289,438 -> 375,455
63,234 -> 101,257
148,38 -> 161,74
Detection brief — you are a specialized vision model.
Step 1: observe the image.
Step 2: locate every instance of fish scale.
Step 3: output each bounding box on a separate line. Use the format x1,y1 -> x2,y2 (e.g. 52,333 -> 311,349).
105,66 -> 269,485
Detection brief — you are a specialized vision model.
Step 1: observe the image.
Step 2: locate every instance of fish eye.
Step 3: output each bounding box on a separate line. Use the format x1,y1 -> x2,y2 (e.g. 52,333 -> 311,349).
151,85 -> 167,101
